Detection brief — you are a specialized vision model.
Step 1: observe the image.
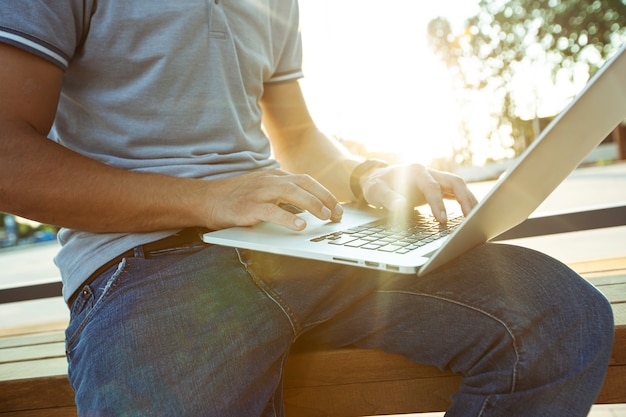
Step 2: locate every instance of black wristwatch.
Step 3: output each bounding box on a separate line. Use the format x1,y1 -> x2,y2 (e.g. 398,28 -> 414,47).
349,159 -> 389,205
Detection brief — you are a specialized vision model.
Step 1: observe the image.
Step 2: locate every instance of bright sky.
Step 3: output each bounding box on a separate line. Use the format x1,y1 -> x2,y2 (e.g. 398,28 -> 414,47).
298,0 -> 481,165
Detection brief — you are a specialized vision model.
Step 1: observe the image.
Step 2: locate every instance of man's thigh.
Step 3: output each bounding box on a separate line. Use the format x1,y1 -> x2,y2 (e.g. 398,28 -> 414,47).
248,243 -> 612,417
66,245 -> 294,417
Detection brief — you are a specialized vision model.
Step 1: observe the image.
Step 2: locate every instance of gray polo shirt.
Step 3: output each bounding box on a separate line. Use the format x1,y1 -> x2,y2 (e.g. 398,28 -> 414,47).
0,0 -> 303,301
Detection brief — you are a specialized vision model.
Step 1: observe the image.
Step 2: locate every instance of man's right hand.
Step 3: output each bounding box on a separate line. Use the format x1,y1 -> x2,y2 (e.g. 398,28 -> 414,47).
203,168 -> 343,231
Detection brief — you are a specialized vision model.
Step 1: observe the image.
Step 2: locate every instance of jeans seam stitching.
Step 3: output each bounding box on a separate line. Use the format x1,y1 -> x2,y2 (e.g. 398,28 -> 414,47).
234,248 -> 299,336
477,395 -> 494,416
378,289 -> 521,393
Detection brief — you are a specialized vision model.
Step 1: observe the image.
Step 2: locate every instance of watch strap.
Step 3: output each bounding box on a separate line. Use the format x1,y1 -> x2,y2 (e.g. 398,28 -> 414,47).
349,159 -> 389,204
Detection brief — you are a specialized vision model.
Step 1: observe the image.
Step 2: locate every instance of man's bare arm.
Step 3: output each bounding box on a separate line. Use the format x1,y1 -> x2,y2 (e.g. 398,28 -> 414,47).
0,43 -> 219,232
0,45 -> 342,232
260,80 -> 361,204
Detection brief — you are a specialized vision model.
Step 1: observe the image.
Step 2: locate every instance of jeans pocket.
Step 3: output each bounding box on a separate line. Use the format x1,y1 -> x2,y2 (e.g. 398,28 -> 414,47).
65,259 -> 128,355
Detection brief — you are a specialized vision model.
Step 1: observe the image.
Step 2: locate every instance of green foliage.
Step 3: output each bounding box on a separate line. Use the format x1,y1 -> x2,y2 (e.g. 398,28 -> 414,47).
427,0 -> 626,165
0,213 -> 58,248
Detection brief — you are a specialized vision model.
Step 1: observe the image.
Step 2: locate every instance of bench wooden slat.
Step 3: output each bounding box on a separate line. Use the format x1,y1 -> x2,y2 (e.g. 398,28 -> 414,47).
0,357 -> 68,383
0,375 -> 75,415
592,281 -> 626,304
283,374 -> 461,416
613,303 -> 626,331
1,342 -> 65,365
569,256 -> 626,275
284,347 -> 456,386
586,274 -> 626,286
283,347 -> 461,415
0,331 -> 65,349
598,365 -> 626,404
0,407 -> 77,417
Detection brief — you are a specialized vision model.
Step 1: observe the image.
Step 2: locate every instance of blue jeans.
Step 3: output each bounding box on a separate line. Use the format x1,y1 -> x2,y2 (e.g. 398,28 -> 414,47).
65,242 -> 614,416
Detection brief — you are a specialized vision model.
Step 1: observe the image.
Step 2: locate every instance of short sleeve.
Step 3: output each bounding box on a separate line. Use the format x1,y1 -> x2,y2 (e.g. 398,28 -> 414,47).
266,0 -> 303,84
0,1 -> 92,70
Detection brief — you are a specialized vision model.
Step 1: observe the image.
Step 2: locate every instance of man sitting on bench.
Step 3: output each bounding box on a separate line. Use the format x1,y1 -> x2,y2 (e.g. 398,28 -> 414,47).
0,2 -> 614,416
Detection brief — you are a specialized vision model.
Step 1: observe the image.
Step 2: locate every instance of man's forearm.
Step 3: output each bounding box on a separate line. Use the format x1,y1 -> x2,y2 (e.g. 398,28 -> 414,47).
0,121 -> 207,232
259,80 -> 364,203
273,126 -> 362,203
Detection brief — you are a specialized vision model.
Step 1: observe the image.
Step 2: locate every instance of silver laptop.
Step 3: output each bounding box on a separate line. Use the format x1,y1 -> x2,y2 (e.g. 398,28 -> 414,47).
203,42 -> 626,277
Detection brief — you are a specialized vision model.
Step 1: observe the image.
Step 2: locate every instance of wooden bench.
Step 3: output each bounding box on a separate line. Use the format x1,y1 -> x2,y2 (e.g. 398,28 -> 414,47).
1,256 -> 624,417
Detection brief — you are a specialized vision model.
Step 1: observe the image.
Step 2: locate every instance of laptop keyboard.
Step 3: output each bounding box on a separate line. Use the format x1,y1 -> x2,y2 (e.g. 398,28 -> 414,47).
311,213 -> 464,254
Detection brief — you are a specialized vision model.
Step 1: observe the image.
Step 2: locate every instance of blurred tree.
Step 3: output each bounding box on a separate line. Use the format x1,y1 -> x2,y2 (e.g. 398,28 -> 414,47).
427,0 -> 626,165
0,213 -> 58,248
